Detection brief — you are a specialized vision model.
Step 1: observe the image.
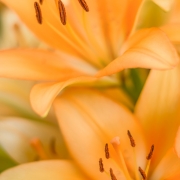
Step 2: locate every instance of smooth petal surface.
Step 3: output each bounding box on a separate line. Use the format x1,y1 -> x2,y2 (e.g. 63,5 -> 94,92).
0,117 -> 67,163
150,149 -> 180,180
96,28 -> 179,77
174,126 -> 180,158
161,24 -> 180,43
53,88 -> 147,180
0,49 -> 95,81
0,160 -> 85,180
152,0 -> 174,11
30,76 -> 97,116
135,66 -> 180,167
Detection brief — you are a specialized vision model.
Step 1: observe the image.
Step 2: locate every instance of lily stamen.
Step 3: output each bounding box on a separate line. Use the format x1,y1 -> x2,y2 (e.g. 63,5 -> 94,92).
146,145 -> 154,160
58,0 -> 66,25
30,138 -> 48,160
39,0 -> 43,5
34,2 -> 43,24
78,0 -> 89,12
139,167 -> 147,180
110,168 -> 117,180
105,143 -> 110,159
145,145 -> 155,177
99,158 -> 104,172
127,130 -> 136,147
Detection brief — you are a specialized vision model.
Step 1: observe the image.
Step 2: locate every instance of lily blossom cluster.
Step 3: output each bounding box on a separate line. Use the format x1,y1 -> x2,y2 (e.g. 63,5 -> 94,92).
0,0 -> 178,116
0,0 -> 180,180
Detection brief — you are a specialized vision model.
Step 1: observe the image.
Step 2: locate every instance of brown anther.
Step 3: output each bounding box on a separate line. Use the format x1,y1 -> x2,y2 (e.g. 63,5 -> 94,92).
39,0 -> 43,5
105,143 -> 110,159
127,130 -> 136,147
34,2 -> 42,24
99,158 -> 104,172
49,137 -> 57,155
78,0 -> 89,12
58,0 -> 66,25
110,168 -> 117,180
147,145 -> 154,160
139,167 -> 146,180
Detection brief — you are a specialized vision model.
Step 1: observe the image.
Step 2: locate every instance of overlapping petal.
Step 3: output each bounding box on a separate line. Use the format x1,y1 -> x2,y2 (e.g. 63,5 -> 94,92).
30,76 -> 97,116
0,49 -> 96,81
0,160 -> 85,180
150,149 -> 180,180
135,66 -> 180,166
96,28 -> 179,77
53,88 -> 147,180
0,117 -> 67,163
152,0 -> 174,11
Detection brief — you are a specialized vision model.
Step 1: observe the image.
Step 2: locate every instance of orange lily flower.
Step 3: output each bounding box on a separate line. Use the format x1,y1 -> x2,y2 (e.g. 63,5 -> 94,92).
0,0 -> 178,116
1,68 -> 180,179
0,78 -> 68,172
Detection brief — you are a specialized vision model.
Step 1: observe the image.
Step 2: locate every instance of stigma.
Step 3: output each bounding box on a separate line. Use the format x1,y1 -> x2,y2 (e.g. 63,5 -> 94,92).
98,130 -> 155,180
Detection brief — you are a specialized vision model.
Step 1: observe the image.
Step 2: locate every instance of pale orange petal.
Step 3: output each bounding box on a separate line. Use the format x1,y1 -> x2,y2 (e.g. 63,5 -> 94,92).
161,24 -> 180,43
152,0 -> 174,11
0,0 -> 94,62
174,126 -> 180,158
135,66 -> 180,167
0,117 -> 67,163
96,28 -> 179,77
150,148 -> 180,179
53,88 -> 147,180
0,160 -> 86,180
30,76 -> 98,116
0,49 -> 94,81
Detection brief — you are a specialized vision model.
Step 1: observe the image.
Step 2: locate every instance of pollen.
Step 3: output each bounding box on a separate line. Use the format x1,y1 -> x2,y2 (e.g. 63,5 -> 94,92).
127,130 -> 136,147
105,143 -> 110,159
99,158 -> 104,172
110,168 -> 117,180
58,0 -> 66,25
147,145 -> 154,160
34,2 -> 42,24
139,167 -> 147,180
39,0 -> 43,5
78,0 -> 89,12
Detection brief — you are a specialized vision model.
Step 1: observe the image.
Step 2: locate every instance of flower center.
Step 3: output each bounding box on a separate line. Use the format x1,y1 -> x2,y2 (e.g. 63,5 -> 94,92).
30,137 -> 60,161
33,0 -> 117,68
99,130 -> 154,180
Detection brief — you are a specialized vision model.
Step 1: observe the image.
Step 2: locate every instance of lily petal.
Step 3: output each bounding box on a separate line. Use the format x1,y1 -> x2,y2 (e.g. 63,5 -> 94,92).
0,49 -> 94,81
0,160 -> 85,180
96,28 -> 179,77
174,126 -> 180,158
0,117 -> 67,163
150,148 -> 180,180
53,88 -> 147,180
135,67 -> 180,167
30,76 -> 97,116
152,0 -> 174,11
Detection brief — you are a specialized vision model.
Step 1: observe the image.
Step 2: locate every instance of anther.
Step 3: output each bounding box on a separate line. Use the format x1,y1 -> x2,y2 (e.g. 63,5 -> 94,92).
49,137 -> 57,155
99,158 -> 104,172
110,168 -> 117,180
139,167 -> 146,180
146,145 -> 154,160
39,0 -> 43,5
34,2 -> 42,24
78,0 -> 89,12
105,143 -> 110,159
127,130 -> 136,147
58,0 -> 66,25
